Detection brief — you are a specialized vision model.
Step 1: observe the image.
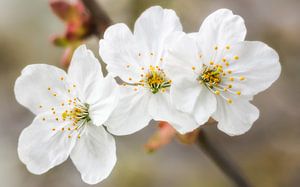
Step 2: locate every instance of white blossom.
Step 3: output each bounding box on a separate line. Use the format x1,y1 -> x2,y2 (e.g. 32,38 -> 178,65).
15,45 -> 119,184
99,6 -> 198,135
165,9 -> 281,135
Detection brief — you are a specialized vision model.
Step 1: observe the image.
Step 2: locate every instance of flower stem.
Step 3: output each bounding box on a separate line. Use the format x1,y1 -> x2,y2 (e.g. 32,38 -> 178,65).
81,0 -> 112,38
197,129 -> 252,187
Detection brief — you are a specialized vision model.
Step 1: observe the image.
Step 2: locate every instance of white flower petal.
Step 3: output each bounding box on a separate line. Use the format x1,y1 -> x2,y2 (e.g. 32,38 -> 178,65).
18,112 -> 76,174
14,64 -> 70,114
70,124 -> 116,185
148,93 -> 198,134
165,34 -> 201,81
198,9 -> 246,49
192,87 -> 217,125
222,41 -> 281,96
134,6 -> 182,64
68,45 -> 103,101
105,86 -> 151,136
88,75 -> 119,126
212,97 -> 259,136
99,23 -> 141,82
170,78 -> 201,113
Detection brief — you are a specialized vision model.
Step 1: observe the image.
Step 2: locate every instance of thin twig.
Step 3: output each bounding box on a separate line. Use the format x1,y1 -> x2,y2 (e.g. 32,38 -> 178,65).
80,1 -> 252,186
81,0 -> 112,38
197,129 -> 252,187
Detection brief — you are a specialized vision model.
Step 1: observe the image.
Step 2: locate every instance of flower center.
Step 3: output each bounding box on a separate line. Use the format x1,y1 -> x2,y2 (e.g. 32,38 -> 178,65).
62,102 -> 90,124
198,64 -> 223,88
144,66 -> 171,94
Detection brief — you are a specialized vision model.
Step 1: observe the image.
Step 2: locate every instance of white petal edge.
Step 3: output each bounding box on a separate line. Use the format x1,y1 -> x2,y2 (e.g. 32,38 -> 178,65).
18,112 -> 76,174
170,78 -> 201,114
68,45 -> 103,101
212,97 -> 259,136
14,64 -> 69,115
105,86 -> 152,136
148,93 -> 199,134
165,34 -> 201,82
133,6 -> 182,62
222,41 -> 281,96
198,8 -> 246,47
99,23 -> 141,83
192,87 -> 217,125
88,75 -> 119,126
70,124 -> 116,185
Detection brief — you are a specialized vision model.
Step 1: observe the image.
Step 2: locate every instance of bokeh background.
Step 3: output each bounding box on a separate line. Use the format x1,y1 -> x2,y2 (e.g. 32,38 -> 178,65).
1,0 -> 300,186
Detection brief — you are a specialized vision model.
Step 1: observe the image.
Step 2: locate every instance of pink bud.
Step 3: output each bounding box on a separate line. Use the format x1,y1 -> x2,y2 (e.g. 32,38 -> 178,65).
144,122 -> 176,153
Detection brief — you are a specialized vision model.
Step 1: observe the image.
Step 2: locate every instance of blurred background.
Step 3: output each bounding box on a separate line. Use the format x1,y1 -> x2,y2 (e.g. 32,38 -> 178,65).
1,0 -> 300,186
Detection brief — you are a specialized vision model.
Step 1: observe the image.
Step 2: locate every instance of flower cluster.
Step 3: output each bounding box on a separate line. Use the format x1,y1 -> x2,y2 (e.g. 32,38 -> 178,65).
15,6 -> 281,184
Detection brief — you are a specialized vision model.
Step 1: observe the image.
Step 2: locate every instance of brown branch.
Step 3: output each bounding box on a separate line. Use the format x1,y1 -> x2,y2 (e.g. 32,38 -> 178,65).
197,129 -> 252,187
80,1 -> 252,186
81,0 -> 112,38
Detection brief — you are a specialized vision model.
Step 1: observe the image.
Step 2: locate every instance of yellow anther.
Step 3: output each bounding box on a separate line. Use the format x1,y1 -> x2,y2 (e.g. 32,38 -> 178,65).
222,73 -> 226,76
226,45 -> 230,50
234,56 -> 239,60
192,66 -> 196,70
228,84 -> 232,88
236,91 -> 241,95
51,107 -> 54,110
67,89 -> 71,93
61,103 -> 64,106
60,77 -> 64,81
53,111 -> 56,114
214,46 -> 218,50
133,88 -> 138,91
160,57 -> 163,62
227,70 -> 232,74
52,128 -> 56,131
122,83 -> 127,86
140,74 -> 144,77
53,93 -> 57,97
227,99 -> 233,104
73,84 -> 76,88
161,88 -> 166,93
128,77 -> 132,81
77,135 -> 81,139
240,76 -> 245,81
223,88 -> 228,92
210,61 -> 214,65
48,87 -> 51,91
222,58 -> 226,63
68,135 -> 72,138
68,127 -> 71,131
215,90 -> 220,95
141,67 -> 145,70
230,77 -> 234,81
55,118 -> 59,121
225,62 -> 230,67
61,128 -> 64,131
